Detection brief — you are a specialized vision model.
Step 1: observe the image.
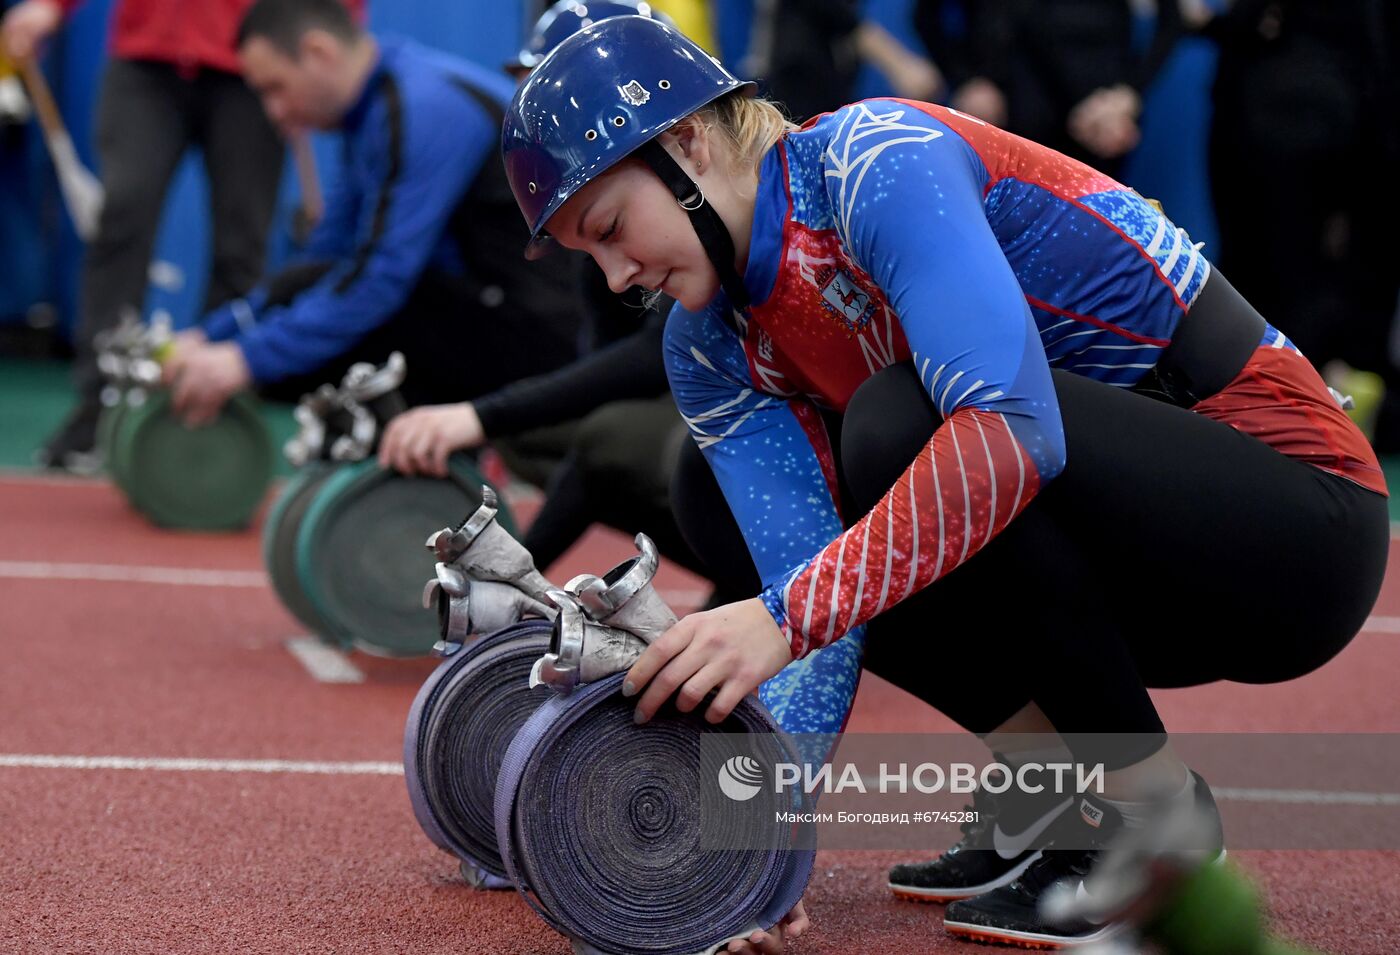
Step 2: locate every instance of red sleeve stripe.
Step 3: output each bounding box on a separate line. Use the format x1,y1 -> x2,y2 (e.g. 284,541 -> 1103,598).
820,531 -> 850,649
898,464 -> 922,606
781,408 -> 1040,656
951,417 -> 975,567
976,415 -> 999,550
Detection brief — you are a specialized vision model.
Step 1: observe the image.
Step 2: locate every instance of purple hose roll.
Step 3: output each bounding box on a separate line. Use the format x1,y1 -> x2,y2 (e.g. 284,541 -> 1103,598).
403,620 -> 554,888
495,673 -> 816,954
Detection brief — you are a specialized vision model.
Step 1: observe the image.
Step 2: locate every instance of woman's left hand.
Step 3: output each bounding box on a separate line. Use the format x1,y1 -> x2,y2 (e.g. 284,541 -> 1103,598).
725,900 -> 809,953
164,339 -> 251,427
622,597 -> 793,725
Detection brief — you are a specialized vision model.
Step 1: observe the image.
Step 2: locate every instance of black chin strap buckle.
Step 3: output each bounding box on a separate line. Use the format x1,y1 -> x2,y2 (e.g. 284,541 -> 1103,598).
678,189 -> 705,212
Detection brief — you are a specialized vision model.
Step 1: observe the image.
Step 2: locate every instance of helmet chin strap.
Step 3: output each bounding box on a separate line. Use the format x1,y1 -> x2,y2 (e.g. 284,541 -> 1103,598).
638,139 -> 750,312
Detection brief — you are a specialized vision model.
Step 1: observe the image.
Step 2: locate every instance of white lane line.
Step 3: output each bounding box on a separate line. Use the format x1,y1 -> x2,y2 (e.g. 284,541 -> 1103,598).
0,560 -> 268,588
285,636 -> 364,684
0,754 -> 402,775
0,470 -> 107,486
1214,787 -> 1400,807
0,562 -> 716,609
3,756 -> 1399,806
852,775 -> 1400,808
8,562 -> 1395,634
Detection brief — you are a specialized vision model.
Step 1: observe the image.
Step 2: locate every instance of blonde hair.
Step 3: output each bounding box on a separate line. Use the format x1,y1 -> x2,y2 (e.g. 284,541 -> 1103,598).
695,91 -> 797,177
632,94 -> 794,310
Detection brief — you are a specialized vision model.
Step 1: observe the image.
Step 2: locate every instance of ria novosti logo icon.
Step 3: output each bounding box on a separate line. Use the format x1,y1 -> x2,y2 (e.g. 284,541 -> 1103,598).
718,755 -> 765,801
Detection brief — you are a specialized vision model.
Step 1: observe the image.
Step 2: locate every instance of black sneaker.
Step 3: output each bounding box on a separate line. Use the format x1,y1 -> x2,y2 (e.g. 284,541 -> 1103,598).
943,773 -> 1226,949
889,771 -> 1073,903
943,793 -> 1123,948
1038,771 -> 1226,934
35,400 -> 103,474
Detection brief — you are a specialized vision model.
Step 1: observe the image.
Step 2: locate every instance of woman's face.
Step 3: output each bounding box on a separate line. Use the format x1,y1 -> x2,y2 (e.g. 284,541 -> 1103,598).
545,156 -> 719,312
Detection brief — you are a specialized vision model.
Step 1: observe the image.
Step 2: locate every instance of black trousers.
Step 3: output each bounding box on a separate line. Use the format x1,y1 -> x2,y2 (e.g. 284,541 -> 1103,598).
520,396 -> 746,602
252,262 -> 580,408
673,365 -> 1389,768
74,59 -> 284,401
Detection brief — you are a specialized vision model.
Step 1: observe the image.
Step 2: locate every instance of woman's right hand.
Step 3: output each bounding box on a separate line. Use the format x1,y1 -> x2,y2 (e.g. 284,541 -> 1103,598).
377,402 -> 484,478
2,0 -> 62,63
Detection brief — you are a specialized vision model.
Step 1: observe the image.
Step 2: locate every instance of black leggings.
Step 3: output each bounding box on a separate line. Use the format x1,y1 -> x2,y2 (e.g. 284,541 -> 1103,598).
672,365 -> 1389,767
251,262 -> 578,408
522,399 -> 749,604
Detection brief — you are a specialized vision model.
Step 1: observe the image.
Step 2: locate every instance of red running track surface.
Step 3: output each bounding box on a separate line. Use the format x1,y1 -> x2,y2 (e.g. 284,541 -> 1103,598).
1,475 -> 1398,954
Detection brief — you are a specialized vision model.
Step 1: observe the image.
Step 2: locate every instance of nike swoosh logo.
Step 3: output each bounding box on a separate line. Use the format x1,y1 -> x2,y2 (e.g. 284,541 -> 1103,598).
992,797 -> 1072,859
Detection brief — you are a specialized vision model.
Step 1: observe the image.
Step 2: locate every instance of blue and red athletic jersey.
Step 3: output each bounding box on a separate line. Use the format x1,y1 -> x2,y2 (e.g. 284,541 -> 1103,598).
665,99 -> 1384,736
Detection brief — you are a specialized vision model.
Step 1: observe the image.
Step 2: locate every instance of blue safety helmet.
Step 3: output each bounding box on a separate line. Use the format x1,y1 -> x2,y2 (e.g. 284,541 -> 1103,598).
502,15 -> 756,299
511,0 -> 673,72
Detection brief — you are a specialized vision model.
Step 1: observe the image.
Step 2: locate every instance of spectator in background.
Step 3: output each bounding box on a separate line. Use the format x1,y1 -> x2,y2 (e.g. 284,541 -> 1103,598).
0,0 -> 323,471
742,0 -> 943,122
161,0 -> 581,424
1204,0 -> 1400,448
914,0 -> 1184,173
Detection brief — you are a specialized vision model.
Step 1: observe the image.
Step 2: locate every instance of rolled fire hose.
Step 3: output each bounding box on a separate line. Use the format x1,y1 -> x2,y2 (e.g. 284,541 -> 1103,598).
494,674 -> 815,955
403,620 -> 555,888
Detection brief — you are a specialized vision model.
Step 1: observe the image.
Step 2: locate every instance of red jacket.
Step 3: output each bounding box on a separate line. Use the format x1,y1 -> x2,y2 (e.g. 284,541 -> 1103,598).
58,0 -> 364,76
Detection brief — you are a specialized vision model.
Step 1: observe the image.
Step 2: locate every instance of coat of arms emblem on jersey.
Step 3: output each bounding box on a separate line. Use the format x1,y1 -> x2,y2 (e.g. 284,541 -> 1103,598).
819,268 -> 876,330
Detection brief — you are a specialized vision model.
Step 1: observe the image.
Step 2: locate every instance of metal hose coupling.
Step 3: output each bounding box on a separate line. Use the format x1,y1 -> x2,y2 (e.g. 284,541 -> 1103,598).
423,563 -> 556,656
528,535 -> 678,693
94,308 -> 170,390
283,383 -> 340,467
341,350 -> 409,423
330,351 -> 408,460
282,353 -> 409,465
424,486 -> 555,603
571,533 -> 678,644
528,590 -> 648,692
326,396 -> 379,462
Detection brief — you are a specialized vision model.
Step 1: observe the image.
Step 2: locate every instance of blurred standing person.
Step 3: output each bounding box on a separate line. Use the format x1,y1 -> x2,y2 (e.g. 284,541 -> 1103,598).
0,0 -> 355,470
913,0 -> 1184,173
742,0 -> 943,122
1206,0 -> 1400,443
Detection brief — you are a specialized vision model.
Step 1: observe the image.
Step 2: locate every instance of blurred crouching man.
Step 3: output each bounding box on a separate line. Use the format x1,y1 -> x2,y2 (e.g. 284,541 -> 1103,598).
163,0 -> 581,424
